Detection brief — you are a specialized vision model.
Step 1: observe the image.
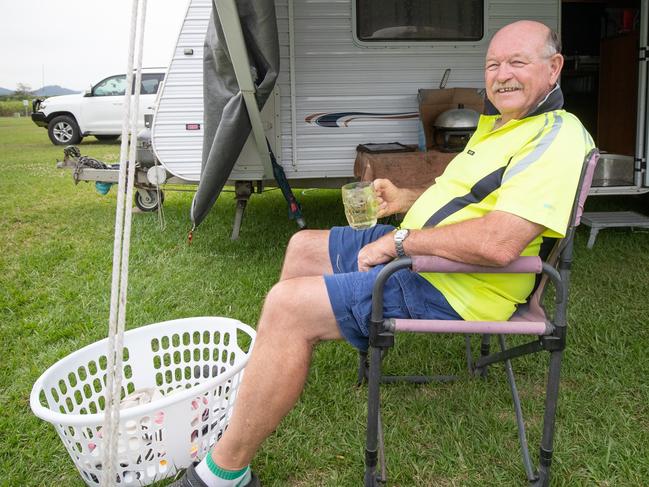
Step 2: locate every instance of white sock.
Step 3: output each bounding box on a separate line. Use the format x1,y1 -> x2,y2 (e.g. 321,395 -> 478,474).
194,454 -> 251,487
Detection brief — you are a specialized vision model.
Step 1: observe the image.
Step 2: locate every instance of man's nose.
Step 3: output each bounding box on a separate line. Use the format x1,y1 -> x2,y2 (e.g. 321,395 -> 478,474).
495,63 -> 513,81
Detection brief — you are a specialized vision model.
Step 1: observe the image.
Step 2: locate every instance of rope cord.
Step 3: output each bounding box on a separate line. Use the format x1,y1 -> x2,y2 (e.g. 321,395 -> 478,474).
154,157 -> 166,229
101,0 -> 147,484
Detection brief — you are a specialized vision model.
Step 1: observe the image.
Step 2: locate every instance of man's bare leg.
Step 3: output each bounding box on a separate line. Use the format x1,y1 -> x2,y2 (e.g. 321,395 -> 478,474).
210,274 -> 342,469
280,230 -> 332,280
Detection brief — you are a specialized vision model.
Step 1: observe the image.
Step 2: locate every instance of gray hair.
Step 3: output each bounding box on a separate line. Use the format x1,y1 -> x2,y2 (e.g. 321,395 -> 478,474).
544,29 -> 562,57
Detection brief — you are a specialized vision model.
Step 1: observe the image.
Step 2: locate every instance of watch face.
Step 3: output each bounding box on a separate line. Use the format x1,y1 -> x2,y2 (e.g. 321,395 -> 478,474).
395,229 -> 409,241
395,229 -> 408,257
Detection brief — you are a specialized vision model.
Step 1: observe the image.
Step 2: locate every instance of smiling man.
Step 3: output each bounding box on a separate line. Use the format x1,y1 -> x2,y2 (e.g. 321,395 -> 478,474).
486,21 -> 565,128
172,20 -> 594,487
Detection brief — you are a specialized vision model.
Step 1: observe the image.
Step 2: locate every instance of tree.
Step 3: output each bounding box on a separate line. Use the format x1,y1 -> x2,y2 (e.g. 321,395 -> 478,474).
14,82 -> 33,97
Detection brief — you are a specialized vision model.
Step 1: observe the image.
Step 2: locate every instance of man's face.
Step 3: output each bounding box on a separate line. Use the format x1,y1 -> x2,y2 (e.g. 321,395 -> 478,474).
484,23 -> 562,123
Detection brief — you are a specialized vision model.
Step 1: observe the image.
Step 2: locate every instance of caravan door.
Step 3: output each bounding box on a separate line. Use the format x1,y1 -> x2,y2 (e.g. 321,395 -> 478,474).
641,0 -> 649,187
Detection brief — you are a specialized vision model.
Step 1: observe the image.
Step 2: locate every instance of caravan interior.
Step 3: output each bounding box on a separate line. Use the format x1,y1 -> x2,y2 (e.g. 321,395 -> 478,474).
562,0 -> 647,190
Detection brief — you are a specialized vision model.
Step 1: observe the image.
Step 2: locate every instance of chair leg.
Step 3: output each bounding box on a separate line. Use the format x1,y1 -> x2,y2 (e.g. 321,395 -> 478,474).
377,409 -> 387,484
464,335 -> 473,373
474,334 -> 491,377
498,335 -> 537,482
365,345 -> 383,487
532,349 -> 564,487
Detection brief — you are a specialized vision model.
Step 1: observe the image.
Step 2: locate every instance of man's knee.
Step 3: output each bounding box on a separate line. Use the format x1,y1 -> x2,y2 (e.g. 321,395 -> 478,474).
281,230 -> 332,280
258,278 -> 338,343
258,280 -> 303,334
286,230 -> 322,256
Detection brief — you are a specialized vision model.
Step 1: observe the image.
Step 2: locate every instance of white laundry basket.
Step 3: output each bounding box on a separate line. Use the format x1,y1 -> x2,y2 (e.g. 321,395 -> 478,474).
30,317 -> 256,486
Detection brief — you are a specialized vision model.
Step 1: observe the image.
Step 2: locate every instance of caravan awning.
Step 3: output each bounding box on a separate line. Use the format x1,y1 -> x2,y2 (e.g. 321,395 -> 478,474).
191,0 -> 279,228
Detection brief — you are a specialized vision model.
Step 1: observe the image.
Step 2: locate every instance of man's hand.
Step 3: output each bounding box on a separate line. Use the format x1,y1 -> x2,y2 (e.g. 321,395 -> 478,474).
357,232 -> 396,272
374,179 -> 425,217
374,179 -> 405,217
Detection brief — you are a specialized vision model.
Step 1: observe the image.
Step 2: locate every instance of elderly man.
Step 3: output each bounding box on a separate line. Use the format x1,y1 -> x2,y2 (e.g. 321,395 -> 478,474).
173,20 -> 594,487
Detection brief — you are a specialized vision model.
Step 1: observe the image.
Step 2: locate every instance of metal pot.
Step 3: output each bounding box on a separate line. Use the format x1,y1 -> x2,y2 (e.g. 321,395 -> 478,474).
433,104 -> 480,152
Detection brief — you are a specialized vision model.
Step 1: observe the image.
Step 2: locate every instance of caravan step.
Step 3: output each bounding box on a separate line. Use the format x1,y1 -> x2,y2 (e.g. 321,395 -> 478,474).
581,211 -> 649,249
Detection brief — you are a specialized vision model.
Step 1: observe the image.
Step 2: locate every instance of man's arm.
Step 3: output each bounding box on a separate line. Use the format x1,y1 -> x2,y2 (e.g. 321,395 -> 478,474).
357,210 -> 545,272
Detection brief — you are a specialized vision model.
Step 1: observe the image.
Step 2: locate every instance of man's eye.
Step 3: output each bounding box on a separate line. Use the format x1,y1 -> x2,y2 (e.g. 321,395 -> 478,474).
486,63 -> 499,71
511,60 -> 526,67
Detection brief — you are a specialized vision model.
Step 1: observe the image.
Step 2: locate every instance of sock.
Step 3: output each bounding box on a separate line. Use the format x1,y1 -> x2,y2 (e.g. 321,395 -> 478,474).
194,453 -> 251,487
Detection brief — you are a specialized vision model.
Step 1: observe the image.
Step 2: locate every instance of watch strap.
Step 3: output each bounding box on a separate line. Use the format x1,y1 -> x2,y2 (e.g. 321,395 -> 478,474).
394,229 -> 409,258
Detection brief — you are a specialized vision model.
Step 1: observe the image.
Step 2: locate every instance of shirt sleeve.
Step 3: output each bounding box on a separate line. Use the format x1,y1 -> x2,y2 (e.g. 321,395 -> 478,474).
494,113 -> 592,238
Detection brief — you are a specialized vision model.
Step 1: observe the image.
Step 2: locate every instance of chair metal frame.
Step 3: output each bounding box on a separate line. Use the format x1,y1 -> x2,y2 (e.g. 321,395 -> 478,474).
361,149 -> 599,486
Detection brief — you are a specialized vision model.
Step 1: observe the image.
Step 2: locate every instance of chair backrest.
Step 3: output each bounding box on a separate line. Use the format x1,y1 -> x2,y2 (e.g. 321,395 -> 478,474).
511,148 -> 599,322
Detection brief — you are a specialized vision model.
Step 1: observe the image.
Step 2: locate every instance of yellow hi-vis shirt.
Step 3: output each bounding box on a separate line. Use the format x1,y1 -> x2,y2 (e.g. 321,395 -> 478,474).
401,109 -> 594,322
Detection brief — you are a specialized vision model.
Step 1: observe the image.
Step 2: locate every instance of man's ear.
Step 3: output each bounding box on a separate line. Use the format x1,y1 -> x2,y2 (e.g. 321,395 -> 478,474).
549,53 -> 564,84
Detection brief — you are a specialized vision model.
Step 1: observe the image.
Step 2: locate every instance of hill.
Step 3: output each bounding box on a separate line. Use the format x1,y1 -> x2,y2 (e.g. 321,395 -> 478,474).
32,85 -> 80,97
0,87 -> 13,96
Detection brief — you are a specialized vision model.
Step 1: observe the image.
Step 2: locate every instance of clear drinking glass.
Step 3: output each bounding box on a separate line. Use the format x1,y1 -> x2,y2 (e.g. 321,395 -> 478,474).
341,181 -> 379,230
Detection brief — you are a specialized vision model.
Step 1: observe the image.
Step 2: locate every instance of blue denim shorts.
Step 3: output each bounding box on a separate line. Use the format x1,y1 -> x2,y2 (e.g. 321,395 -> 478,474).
323,225 -> 462,351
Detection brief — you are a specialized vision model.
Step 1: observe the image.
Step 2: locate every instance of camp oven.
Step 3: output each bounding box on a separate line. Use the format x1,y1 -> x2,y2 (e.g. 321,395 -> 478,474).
433,104 -> 480,152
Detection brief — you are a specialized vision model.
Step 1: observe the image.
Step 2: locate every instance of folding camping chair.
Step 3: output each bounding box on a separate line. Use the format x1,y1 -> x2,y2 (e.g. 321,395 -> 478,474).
360,148 -> 600,487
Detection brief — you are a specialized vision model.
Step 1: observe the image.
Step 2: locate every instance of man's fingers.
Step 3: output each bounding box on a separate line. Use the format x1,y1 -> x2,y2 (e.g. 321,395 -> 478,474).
373,178 -> 388,189
357,250 -> 369,272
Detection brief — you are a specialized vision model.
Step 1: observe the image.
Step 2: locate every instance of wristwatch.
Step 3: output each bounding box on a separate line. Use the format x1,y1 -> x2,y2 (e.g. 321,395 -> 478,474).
394,229 -> 410,258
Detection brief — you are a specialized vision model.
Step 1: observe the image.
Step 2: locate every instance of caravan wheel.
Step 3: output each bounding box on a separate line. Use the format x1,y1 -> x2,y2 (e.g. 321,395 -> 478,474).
135,189 -> 164,212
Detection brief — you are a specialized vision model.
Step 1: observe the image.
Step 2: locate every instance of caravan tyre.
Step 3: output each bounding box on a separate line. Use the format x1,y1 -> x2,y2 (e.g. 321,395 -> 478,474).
48,115 -> 82,145
135,189 -> 164,212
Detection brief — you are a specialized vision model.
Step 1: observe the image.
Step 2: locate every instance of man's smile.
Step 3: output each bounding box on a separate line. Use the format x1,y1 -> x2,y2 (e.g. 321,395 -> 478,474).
496,87 -> 521,93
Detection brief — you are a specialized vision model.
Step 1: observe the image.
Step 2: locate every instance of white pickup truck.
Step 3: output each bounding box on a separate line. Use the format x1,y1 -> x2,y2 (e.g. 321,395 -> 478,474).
31,68 -> 166,145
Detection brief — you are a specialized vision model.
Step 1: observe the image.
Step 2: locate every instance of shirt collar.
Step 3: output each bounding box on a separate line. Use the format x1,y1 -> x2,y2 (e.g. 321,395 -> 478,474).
484,83 -> 564,119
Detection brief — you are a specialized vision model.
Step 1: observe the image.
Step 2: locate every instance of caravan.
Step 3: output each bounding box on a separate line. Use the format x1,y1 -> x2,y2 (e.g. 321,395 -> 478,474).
152,0 -> 647,188
61,0 -> 649,233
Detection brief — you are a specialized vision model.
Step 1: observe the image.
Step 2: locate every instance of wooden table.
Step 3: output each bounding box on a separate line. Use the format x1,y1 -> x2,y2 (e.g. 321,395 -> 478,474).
354,149 -> 456,189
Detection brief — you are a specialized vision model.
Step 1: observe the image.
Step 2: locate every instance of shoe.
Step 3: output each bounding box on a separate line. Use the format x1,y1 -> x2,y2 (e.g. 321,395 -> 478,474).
169,462 -> 260,487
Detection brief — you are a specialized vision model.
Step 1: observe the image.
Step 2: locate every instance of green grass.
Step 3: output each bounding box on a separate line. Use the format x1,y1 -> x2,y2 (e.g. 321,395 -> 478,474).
1,117 -> 649,486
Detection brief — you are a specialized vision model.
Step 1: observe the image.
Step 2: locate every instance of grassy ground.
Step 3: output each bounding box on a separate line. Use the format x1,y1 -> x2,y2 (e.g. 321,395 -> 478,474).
1,117 -> 649,486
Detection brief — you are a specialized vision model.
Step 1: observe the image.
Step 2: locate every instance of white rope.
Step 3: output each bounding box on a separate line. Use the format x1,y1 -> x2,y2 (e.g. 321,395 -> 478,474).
154,158 -> 166,230
101,0 -> 148,484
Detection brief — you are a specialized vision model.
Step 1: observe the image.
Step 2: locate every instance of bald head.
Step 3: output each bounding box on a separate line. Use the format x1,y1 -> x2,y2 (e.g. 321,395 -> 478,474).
491,21 -> 560,58
484,21 -> 564,123
489,20 -> 561,57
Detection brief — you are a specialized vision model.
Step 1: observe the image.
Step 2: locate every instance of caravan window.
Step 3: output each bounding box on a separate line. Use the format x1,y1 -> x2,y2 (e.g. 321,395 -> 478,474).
356,0 -> 484,42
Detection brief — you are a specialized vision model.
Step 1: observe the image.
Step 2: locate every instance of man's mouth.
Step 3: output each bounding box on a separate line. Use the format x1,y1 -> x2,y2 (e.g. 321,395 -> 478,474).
495,87 -> 521,94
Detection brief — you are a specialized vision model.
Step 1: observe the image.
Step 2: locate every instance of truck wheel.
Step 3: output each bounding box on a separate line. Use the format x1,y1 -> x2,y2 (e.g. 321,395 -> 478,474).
48,115 -> 82,145
95,135 -> 120,141
135,189 -> 164,212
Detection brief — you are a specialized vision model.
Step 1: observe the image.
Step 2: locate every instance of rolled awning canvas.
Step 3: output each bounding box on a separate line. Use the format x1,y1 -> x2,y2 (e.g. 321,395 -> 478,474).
191,0 -> 279,227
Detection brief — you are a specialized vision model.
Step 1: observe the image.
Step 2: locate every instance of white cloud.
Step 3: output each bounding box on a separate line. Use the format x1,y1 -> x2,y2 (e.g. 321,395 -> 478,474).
0,0 -> 189,90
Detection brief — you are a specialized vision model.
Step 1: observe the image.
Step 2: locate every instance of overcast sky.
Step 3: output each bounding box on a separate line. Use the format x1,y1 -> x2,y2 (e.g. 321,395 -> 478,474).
0,0 -> 189,91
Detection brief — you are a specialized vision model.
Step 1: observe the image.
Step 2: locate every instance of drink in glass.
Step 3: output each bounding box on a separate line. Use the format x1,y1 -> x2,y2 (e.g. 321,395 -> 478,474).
342,181 -> 379,230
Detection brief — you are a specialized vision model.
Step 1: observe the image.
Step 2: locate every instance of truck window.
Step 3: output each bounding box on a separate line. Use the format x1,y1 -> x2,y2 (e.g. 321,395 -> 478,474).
356,0 -> 484,42
93,75 -> 127,97
140,73 -> 164,95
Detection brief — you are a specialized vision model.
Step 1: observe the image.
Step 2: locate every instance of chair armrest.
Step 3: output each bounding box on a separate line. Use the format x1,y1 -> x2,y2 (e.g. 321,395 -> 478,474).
410,255 -> 543,274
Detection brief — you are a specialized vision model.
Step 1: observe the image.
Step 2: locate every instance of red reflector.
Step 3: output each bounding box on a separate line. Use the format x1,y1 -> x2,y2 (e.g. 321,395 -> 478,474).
186,123 -> 201,130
